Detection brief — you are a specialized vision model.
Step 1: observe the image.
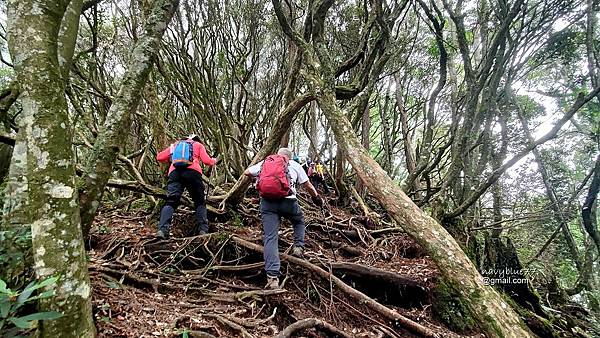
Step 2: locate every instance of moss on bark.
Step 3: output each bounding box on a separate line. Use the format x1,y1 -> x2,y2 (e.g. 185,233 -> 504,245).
7,1 -> 95,336
432,280 -> 477,333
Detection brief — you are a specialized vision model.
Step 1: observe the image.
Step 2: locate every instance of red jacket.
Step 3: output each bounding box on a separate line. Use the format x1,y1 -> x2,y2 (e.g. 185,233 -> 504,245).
157,140 -> 216,175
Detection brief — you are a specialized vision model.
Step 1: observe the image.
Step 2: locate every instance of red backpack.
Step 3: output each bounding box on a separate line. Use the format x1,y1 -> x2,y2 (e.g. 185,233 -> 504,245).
257,155 -> 292,199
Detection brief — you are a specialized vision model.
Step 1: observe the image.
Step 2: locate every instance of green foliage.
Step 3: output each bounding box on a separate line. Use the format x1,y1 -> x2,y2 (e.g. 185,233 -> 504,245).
228,210 -> 243,227
0,224 -> 32,289
179,328 -> 190,338
130,197 -> 154,211
426,37 -> 440,58
536,29 -> 585,66
0,277 -> 62,337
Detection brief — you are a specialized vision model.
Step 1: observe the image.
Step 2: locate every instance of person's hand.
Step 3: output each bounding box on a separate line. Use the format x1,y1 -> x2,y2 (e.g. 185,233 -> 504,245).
312,195 -> 324,207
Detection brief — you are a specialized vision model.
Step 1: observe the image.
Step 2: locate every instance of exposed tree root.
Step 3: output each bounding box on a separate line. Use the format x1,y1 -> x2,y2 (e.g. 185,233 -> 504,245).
274,317 -> 353,338
329,262 -> 430,292
230,236 -> 438,337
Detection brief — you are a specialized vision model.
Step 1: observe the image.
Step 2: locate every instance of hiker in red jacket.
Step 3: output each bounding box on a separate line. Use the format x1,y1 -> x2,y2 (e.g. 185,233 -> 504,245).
156,135 -> 217,239
244,148 -> 323,289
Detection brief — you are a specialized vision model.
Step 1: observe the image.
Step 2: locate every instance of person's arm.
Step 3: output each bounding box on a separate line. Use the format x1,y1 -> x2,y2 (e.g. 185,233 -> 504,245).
156,145 -> 173,163
196,143 -> 217,166
296,164 -> 321,200
302,180 -> 319,198
245,162 -> 263,177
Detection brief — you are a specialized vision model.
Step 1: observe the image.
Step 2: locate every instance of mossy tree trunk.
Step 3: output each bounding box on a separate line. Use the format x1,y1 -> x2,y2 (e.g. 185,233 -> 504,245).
270,0 -> 533,336
6,1 -> 95,336
78,0 -> 179,237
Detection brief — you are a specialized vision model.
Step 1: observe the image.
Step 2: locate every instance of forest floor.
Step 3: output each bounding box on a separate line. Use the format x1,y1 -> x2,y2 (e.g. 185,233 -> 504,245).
87,193 -> 475,338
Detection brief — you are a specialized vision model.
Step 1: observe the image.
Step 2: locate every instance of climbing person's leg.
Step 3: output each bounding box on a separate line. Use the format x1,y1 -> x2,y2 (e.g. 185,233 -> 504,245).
260,198 -> 282,280
183,169 -> 208,235
158,170 -> 183,239
310,176 -> 319,191
283,198 -> 305,257
322,177 -> 330,194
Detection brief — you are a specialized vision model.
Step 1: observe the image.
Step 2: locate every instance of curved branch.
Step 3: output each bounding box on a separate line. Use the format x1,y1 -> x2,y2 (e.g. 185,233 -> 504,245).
445,87 -> 600,219
275,318 -> 352,338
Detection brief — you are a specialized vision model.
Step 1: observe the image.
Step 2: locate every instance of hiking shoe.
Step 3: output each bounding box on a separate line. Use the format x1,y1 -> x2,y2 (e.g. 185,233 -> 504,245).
156,230 -> 170,240
265,276 -> 279,289
291,246 -> 304,258
196,229 -> 207,236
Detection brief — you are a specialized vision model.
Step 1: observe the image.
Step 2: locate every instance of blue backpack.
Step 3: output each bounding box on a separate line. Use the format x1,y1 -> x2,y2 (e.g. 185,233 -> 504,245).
171,140 -> 194,167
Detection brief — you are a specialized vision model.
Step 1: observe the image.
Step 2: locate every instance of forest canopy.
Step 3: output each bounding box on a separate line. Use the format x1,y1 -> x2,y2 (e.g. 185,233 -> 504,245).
0,0 -> 599,337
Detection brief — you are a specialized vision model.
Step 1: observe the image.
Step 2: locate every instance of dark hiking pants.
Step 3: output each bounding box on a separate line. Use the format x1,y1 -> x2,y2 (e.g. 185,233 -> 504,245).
158,169 -> 208,234
260,198 -> 305,277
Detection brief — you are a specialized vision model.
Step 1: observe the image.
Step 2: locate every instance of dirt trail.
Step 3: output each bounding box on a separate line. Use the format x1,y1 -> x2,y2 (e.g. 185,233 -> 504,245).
88,195 -> 467,337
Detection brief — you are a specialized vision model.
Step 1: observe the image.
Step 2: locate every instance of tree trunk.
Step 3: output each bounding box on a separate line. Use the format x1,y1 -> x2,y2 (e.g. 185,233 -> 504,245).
7,1 -> 95,336
315,82 -> 532,337
355,102 -> 370,194
0,82 -> 20,181
290,33 -> 533,338
79,0 -> 179,237
1,132 -> 31,287
308,101 -> 318,159
581,153 -> 600,253
516,109 -> 584,270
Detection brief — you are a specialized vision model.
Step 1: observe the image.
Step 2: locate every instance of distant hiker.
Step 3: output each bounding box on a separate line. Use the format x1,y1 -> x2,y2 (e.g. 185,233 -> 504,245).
308,160 -> 330,194
301,157 -> 310,175
155,135 -> 217,239
244,148 -> 323,289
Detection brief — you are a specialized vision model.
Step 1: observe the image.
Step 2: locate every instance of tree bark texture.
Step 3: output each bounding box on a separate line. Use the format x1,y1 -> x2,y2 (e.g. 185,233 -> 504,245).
79,0 -> 179,237
7,1 -> 95,336
269,0 -> 532,334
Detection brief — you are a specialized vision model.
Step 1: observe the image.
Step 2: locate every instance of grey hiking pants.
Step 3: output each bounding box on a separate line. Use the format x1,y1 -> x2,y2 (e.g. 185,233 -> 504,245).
260,198 -> 305,277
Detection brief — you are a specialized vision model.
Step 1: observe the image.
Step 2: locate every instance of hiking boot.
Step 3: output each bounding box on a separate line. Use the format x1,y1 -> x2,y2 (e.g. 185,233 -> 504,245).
265,276 -> 279,289
291,246 -> 304,258
196,229 -> 207,236
156,230 -> 170,240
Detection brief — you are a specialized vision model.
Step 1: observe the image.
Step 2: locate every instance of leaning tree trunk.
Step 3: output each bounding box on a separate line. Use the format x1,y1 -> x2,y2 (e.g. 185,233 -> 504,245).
271,1 -> 531,332
7,0 -> 95,336
79,0 -> 179,237
312,71 -> 532,338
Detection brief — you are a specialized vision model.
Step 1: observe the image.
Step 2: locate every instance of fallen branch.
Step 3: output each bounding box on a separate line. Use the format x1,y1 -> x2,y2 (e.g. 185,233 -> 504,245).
231,236 -> 437,337
192,288 -> 286,303
207,314 -> 254,338
274,317 -> 353,338
188,331 -> 218,338
209,262 -> 264,272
